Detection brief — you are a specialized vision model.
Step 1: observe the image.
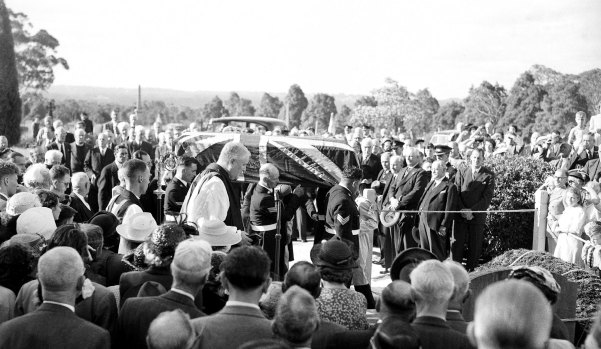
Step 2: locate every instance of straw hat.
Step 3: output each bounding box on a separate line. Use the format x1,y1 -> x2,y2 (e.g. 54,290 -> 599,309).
16,207 -> 57,239
116,212 -> 158,242
6,192 -> 41,216
196,218 -> 241,246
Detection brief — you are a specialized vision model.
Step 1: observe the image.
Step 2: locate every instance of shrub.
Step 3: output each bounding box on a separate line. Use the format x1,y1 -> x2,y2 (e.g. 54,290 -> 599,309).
480,156 -> 554,262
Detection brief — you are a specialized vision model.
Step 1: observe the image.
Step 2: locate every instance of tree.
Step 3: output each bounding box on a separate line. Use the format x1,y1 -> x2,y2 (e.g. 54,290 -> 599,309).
432,101 -> 464,130
225,92 -> 240,117
301,93 -> 337,131
0,0 -> 22,145
414,88 -> 439,134
9,9 -> 68,93
256,92 -> 283,118
202,96 -> 227,120
280,84 -> 308,128
334,104 -> 352,132
462,81 -> 507,125
354,95 -> 377,107
534,77 -> 587,134
500,72 -> 546,134
577,69 -> 601,117
528,64 -> 563,85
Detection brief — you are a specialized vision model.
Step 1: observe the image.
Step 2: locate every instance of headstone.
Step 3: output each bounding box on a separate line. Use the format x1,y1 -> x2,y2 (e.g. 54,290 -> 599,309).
463,268 -> 578,342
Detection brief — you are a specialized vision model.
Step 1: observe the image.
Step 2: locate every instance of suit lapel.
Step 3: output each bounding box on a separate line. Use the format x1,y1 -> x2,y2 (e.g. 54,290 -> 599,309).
429,178 -> 448,198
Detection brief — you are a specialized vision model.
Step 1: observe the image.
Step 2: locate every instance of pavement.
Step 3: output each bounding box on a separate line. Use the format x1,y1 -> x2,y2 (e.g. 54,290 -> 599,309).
290,238 -> 392,296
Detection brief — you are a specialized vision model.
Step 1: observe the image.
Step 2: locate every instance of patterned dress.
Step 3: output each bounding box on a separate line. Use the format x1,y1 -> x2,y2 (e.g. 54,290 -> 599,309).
316,287 -> 369,330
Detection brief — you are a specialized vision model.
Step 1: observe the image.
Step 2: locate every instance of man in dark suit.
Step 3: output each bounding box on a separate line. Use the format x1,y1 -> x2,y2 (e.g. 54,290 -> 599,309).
70,129 -> 91,172
0,247 -> 110,349
416,160 -> 458,260
410,260 -> 472,349
583,156 -> 601,182
70,172 -> 94,223
360,138 -> 382,182
541,130 -> 571,164
453,149 -> 495,271
190,247 -> 273,349
115,239 -> 212,349
164,156 -> 199,217
85,133 -> 115,182
80,112 -> 94,134
104,110 -> 120,135
568,132 -> 598,169
128,127 -> 155,161
388,147 -> 429,255
379,155 -> 404,273
97,144 -> 129,211
47,126 -> 72,169
372,152 -> 392,195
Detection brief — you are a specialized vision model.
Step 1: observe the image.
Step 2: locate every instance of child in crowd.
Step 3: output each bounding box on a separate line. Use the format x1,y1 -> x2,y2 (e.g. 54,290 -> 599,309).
554,187 -> 587,267
582,222 -> 601,275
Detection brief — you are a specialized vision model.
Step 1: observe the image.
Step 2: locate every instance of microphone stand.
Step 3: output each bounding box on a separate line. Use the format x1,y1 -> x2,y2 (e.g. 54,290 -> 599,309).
274,188 -> 282,281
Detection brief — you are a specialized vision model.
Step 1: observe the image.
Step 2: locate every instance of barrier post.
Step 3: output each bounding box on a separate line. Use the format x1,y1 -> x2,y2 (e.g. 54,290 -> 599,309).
533,189 -> 549,251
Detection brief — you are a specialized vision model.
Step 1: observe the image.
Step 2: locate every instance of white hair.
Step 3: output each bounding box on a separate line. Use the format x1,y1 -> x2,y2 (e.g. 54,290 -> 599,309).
52,119 -> 63,129
171,239 -> 212,285
23,163 -> 51,190
443,260 -> 470,299
117,121 -> 130,132
361,138 -> 373,148
147,309 -> 194,349
259,163 -> 279,181
431,160 -> 445,172
402,146 -> 420,158
45,150 -> 63,164
390,155 -> 403,165
217,141 -> 250,165
71,172 -> 89,191
38,246 -> 84,293
410,260 -> 454,303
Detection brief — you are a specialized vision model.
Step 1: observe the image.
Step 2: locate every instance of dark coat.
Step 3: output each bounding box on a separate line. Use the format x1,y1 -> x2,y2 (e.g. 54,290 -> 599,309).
312,320 -> 346,349
374,168 -> 393,195
115,290 -> 205,349
119,266 -> 172,307
97,162 -> 120,211
417,177 -> 458,232
85,147 -> 115,180
0,303 -> 110,349
411,316 -> 473,349
454,166 -> 495,225
543,142 -> 571,162
69,193 -> 94,223
127,140 -> 154,160
164,177 -> 189,213
569,147 -> 599,170
361,153 -> 383,181
325,185 -> 360,256
583,158 -> 601,182
388,167 -> 429,223
190,305 -> 273,349
446,310 -> 468,334
47,141 -> 72,169
70,143 -> 91,172
106,188 -> 142,221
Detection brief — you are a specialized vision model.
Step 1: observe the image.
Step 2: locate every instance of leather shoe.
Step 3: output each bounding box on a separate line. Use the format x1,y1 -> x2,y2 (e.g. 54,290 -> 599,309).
379,268 -> 389,275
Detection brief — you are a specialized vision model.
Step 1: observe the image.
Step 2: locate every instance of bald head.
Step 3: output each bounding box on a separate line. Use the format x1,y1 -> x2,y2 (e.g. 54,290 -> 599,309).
147,309 -> 195,349
38,247 -> 84,293
472,280 -> 552,349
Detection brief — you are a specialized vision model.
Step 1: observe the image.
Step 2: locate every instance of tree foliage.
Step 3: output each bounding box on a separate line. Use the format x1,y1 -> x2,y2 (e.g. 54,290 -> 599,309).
256,92 -> 283,118
9,9 -> 68,93
334,104 -> 352,133
577,69 -> 601,117
225,92 -> 255,116
354,95 -> 377,107
534,77 -> 588,134
280,84 -> 308,128
301,93 -> 337,131
0,0 -> 22,145
414,88 -> 439,134
500,72 -> 546,135
202,96 -> 227,120
432,101 -> 464,130
462,81 -> 507,125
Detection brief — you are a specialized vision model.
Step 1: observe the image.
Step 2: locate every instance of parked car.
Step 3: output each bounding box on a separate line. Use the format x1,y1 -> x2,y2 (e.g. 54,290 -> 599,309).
429,130 -> 458,145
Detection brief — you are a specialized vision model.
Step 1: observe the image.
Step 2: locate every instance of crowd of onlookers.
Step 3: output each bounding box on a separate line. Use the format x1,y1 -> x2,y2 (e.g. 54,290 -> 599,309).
0,106 -> 600,349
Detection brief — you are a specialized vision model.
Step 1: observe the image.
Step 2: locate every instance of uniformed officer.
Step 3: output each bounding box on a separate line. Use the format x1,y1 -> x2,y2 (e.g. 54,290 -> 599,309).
249,163 -> 305,279
324,167 -> 362,258
164,156 -> 199,220
305,186 -> 331,245
433,144 -> 457,182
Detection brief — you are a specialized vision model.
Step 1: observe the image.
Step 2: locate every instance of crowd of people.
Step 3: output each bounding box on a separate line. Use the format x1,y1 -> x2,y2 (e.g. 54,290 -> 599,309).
0,105 -> 600,349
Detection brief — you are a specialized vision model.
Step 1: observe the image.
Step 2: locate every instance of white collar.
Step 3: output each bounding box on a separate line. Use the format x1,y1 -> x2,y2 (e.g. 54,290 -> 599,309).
258,182 -> 273,193
43,301 -> 75,312
226,300 -> 260,310
175,175 -> 188,187
433,177 -> 444,186
73,192 -> 90,210
170,288 -> 195,301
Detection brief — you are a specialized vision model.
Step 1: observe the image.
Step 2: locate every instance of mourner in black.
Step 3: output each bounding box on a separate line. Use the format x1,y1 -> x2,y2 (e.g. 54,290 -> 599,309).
250,163 -> 305,279
164,156 -> 199,218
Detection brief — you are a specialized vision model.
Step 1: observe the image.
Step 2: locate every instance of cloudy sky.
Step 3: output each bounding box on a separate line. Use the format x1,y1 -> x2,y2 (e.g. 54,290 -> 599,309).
8,0 -> 601,99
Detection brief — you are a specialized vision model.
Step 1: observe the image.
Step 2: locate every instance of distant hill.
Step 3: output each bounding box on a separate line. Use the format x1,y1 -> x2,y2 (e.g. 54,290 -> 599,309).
47,85 -> 463,110
47,85 -> 366,110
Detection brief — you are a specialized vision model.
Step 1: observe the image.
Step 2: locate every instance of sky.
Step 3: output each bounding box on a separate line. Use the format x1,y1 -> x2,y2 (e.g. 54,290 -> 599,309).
7,0 -> 601,99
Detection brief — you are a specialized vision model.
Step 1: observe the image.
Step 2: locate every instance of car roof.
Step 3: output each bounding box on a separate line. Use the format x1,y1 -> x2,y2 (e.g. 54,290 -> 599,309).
209,116 -> 287,131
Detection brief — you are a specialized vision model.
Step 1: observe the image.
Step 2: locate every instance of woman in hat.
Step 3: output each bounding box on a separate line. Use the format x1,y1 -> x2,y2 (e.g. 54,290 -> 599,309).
313,239 -> 369,330
553,187 -> 587,266
0,192 -> 42,244
88,211 -> 129,286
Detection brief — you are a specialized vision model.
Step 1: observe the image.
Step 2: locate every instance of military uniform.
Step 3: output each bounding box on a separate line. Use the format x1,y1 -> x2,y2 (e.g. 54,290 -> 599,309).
250,183 -> 302,279
305,186 -> 331,245
164,177 -> 189,216
325,185 -> 360,257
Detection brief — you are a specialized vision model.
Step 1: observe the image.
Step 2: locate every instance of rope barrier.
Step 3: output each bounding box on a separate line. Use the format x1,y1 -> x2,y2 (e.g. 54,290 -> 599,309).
379,208 -> 537,214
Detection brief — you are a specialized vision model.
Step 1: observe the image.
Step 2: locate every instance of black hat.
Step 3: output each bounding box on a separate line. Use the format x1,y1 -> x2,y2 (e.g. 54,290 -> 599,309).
567,169 -> 586,182
434,145 -> 452,156
390,248 -> 437,282
310,239 -> 357,270
393,140 -> 405,148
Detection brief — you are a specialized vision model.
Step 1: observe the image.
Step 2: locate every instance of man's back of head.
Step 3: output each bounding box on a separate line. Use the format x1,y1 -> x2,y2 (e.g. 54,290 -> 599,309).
409,260 -> 454,316
273,285 -> 319,347
223,246 -> 271,292
443,260 -> 471,309
147,309 -> 195,349
379,280 -> 415,321
471,280 -> 552,349
38,246 -> 84,298
171,239 -> 212,291
282,261 -> 321,299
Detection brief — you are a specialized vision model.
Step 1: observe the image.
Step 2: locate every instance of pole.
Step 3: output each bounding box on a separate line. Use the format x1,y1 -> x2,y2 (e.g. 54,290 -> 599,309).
274,190 -> 282,281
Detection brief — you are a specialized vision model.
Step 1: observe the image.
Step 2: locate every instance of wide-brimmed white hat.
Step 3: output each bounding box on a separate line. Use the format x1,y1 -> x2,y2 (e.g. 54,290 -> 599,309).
17,207 -> 56,239
116,212 -> 158,242
196,218 -> 241,246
